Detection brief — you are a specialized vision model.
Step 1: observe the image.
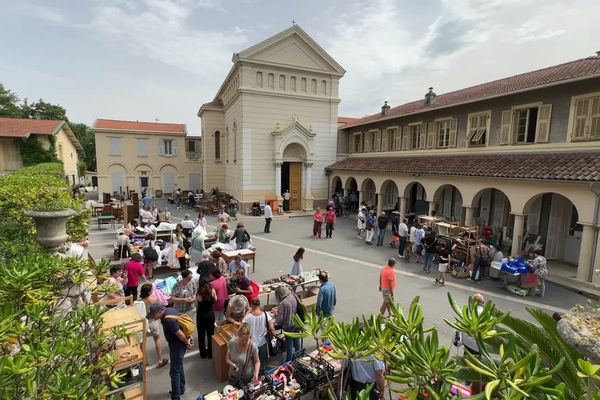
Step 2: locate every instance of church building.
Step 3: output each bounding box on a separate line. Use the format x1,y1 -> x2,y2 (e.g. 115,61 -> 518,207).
198,25 -> 345,211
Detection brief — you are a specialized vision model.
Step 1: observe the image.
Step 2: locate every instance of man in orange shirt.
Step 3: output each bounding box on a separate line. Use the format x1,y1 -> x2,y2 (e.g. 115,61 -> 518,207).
379,258 -> 396,316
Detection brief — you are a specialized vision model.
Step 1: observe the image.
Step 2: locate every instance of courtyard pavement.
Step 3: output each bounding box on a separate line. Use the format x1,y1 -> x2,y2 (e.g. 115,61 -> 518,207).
87,199 -> 589,400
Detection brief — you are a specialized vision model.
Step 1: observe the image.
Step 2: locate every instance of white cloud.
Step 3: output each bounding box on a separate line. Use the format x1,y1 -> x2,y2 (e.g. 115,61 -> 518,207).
516,21 -> 567,42
87,0 -> 247,77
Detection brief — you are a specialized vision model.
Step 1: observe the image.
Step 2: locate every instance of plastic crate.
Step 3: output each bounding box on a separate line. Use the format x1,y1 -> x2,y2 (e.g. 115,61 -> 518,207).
291,350 -> 334,391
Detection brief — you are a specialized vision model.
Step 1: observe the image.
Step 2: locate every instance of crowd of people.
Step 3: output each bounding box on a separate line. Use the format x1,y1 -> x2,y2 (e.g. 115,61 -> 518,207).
103,192 -> 549,400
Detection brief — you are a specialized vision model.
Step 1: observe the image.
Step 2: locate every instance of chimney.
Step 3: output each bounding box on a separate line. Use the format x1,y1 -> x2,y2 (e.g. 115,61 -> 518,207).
596,51 -> 600,57
424,87 -> 436,106
381,101 -> 391,116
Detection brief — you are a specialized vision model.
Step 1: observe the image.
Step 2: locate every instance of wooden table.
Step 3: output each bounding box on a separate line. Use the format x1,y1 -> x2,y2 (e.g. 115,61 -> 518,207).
222,249 -> 256,273
97,215 -> 116,230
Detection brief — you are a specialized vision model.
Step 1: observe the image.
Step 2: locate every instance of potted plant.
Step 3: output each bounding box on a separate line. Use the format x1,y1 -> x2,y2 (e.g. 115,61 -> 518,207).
25,198 -> 76,251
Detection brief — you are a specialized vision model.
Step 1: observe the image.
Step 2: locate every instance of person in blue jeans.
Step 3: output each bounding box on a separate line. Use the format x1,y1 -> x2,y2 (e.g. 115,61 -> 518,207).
422,227 -> 438,274
376,212 -> 389,247
147,304 -> 193,400
274,286 -> 301,361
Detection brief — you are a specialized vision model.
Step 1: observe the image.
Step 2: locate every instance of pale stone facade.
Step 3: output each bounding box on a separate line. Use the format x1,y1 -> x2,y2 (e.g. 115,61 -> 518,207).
93,119 -> 202,198
199,25 -> 345,211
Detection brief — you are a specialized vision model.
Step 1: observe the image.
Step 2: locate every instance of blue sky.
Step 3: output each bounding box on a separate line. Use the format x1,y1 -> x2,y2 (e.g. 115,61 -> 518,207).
1,0 -> 599,135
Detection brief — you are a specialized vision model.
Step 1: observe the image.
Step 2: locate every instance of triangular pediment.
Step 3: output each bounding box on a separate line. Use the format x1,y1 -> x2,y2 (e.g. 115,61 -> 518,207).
272,120 -> 316,139
236,25 -> 345,75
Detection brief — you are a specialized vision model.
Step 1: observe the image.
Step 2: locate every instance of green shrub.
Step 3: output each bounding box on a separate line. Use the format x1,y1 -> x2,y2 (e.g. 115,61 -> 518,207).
14,162 -> 64,177
0,164 -> 88,239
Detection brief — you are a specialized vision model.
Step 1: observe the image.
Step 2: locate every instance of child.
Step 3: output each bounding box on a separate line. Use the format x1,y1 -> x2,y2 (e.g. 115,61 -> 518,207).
176,244 -> 188,271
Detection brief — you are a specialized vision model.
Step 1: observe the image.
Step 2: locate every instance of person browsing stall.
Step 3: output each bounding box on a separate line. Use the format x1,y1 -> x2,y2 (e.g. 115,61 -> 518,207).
243,298 -> 276,376
226,323 -> 260,386
273,286 -> 300,361
228,254 -> 249,276
316,271 -> 336,318
347,352 -> 386,400
146,303 -> 193,400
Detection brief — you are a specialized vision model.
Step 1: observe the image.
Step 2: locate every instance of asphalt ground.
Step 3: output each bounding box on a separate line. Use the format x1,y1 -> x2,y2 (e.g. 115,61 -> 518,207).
87,199 -> 588,399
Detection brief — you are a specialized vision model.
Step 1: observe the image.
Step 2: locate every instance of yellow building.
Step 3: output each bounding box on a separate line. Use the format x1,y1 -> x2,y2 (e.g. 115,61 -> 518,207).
93,119 -> 202,197
199,25 -> 345,211
0,117 -> 83,184
328,55 -> 600,287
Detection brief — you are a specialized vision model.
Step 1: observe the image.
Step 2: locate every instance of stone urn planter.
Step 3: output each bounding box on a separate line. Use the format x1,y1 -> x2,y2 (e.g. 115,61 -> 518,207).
557,311 -> 600,364
24,209 -> 76,251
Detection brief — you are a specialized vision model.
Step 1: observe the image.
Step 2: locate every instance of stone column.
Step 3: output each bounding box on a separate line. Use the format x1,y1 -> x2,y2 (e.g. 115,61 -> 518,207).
511,213 -> 525,258
399,196 -> 407,221
303,162 -> 314,211
358,190 -> 363,206
376,193 -> 383,216
464,206 -> 474,227
428,201 -> 438,216
274,161 -> 283,209
577,224 -> 595,282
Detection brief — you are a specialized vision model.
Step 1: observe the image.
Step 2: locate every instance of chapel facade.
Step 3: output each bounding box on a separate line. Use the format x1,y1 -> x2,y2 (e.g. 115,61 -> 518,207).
198,25 -> 345,211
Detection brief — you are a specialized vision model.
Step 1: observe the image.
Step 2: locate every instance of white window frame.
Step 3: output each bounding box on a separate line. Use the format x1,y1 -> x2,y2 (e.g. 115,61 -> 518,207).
109,137 -> 122,156
435,118 -> 452,148
160,139 -> 175,156
465,111 -> 491,147
384,126 -> 399,151
567,92 -> 600,142
409,122 -> 422,150
510,102 -> 542,144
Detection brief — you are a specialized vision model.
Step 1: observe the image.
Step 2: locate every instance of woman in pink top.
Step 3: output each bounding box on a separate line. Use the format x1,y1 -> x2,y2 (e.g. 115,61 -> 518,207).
123,253 -> 149,300
209,266 -> 229,322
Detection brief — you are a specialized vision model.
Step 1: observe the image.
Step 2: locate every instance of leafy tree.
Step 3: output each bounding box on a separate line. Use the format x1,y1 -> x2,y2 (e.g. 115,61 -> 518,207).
70,122 -> 96,171
21,98 -> 68,121
0,83 -> 23,118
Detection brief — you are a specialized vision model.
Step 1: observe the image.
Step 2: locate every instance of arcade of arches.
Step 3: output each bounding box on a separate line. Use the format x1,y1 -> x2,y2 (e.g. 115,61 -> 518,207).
329,173 -> 600,285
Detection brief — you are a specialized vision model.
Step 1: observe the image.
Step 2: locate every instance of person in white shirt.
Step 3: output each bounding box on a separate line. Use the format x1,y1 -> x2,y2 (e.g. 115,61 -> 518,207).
356,207 -> 366,239
218,208 -> 231,224
140,207 -> 153,226
181,214 -> 196,239
282,190 -> 291,212
397,218 -> 409,260
263,203 -> 272,233
407,222 -> 418,262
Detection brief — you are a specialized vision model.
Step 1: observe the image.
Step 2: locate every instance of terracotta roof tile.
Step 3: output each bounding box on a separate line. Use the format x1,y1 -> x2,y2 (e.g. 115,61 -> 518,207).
338,116 -> 360,125
344,56 -> 600,128
0,118 -> 63,138
201,98 -> 224,108
93,119 -> 187,134
326,152 -> 600,182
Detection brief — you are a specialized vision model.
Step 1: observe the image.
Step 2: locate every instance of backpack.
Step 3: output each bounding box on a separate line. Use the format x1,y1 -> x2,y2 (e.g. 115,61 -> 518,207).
165,314 -> 196,337
143,244 -> 159,261
326,211 -> 335,224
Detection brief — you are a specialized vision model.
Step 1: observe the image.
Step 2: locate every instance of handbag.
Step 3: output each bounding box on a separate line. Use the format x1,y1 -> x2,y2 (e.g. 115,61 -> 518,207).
265,311 -> 283,357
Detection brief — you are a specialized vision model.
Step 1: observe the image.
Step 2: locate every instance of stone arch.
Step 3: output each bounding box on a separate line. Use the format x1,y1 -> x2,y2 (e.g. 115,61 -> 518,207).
345,177 -> 358,193
282,142 -> 307,161
522,192 -> 582,261
432,184 -> 463,221
470,188 -> 512,238
380,179 -> 399,211
361,178 -> 377,206
107,162 -> 127,195
134,163 -> 153,175
274,126 -> 314,163
107,162 -> 128,173
160,164 -> 178,193
331,176 -> 343,194
403,181 -> 428,215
